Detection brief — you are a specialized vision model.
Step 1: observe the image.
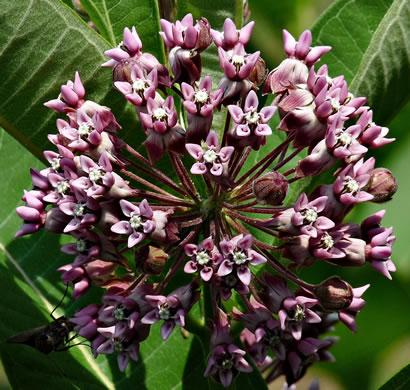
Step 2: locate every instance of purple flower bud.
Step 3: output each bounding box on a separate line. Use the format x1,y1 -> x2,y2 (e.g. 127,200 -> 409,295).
366,168 -> 398,203
313,277 -> 354,311
252,172 -> 289,205
135,245 -> 168,275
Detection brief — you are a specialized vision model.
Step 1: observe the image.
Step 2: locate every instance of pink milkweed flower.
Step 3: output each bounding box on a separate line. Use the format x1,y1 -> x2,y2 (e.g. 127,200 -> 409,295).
15,190 -> 47,238
218,44 -> 260,81
103,26 -> 170,87
184,236 -> 222,281
139,96 -> 186,163
57,263 -> 91,299
186,130 -> 234,177
205,309 -> 252,387
282,30 -> 331,67
338,284 -> 370,332
228,90 -> 276,150
70,304 -> 101,339
72,153 -> 115,197
333,158 -> 375,205
98,295 -> 140,333
291,193 -> 335,238
58,109 -> 107,152
114,65 -> 157,107
141,282 -> 200,339
217,234 -> 267,286
325,116 -> 368,159
59,190 -> 100,233
160,13 -> 212,52
44,71 -> 85,113
42,145 -> 76,176
60,230 -> 101,267
234,296 -> 286,363
362,210 -> 396,279
96,326 -> 143,372
181,76 -> 223,143
357,109 -> 395,148
263,30 -> 330,95
211,18 -> 255,51
43,169 -> 77,205
111,199 -> 156,248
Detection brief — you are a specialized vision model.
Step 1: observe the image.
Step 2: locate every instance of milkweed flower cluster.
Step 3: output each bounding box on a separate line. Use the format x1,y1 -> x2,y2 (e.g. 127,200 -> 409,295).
14,13 -> 397,388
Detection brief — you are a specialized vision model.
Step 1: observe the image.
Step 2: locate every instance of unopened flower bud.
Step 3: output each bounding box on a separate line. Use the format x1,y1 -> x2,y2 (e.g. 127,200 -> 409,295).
135,245 -> 168,275
252,172 -> 289,205
248,56 -> 267,86
366,168 -> 397,203
113,59 -> 139,83
314,277 -> 353,311
195,18 -> 213,52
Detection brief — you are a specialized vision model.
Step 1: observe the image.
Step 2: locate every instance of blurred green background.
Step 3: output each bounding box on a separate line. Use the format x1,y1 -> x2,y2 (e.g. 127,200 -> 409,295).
0,0 -> 408,389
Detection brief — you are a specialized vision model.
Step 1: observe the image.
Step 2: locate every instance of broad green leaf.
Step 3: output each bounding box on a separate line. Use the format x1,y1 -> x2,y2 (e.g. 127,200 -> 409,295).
0,0 -> 141,161
80,0 -> 166,63
311,0 -> 394,84
176,0 -> 243,138
379,364 -> 410,390
349,0 -> 410,124
311,0 -> 410,124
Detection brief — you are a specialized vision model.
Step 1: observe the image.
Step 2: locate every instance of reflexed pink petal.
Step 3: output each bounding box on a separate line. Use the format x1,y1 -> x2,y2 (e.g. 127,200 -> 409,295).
161,321 -> 175,340
237,266 -> 251,285
217,260 -> 233,276
191,162 -> 207,175
117,352 -> 130,372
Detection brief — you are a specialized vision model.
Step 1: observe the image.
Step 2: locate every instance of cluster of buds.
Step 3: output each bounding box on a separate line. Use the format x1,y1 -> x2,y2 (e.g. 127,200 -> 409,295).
14,13 -> 397,388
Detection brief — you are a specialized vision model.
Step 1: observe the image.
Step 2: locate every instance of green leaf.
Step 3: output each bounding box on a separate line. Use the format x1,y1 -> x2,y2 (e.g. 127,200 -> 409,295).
0,0 -> 141,161
176,0 -> 243,138
80,0 -> 166,63
379,364 -> 410,390
311,0 -> 410,124
349,0 -> 410,124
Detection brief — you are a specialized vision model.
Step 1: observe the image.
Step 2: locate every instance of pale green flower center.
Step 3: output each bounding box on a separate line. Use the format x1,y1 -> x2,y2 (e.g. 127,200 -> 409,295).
76,239 -> 87,253
78,122 -> 93,138
114,305 -> 125,321
245,110 -> 260,124
133,78 -> 146,92
57,180 -> 70,194
159,305 -> 170,320
152,108 -> 167,121
338,131 -> 352,146
74,204 -> 85,217
233,251 -> 248,265
196,250 -> 210,265
302,208 -> 317,223
330,98 -> 341,112
203,149 -> 218,164
51,157 -> 61,171
221,358 -> 234,370
195,90 -> 209,104
89,168 -> 104,183
231,55 -> 245,66
321,233 -> 334,249
345,178 -> 359,193
130,214 -> 142,230
293,305 -> 306,322
113,340 -> 124,352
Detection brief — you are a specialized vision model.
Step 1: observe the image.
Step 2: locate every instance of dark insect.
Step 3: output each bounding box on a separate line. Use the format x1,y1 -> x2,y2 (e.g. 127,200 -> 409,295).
7,286 -> 78,354
7,316 -> 75,354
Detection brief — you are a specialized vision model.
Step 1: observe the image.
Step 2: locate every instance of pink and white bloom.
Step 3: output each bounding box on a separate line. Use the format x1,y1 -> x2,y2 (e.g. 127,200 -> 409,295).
111,199 -> 156,248
186,130 -> 234,177
217,234 -> 267,286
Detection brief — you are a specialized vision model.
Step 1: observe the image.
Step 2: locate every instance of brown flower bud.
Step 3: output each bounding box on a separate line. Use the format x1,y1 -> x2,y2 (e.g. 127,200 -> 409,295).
113,59 -> 139,83
252,171 -> 289,205
135,245 -> 168,275
366,168 -> 398,203
314,277 -> 353,311
248,56 -> 268,86
195,18 -> 213,53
